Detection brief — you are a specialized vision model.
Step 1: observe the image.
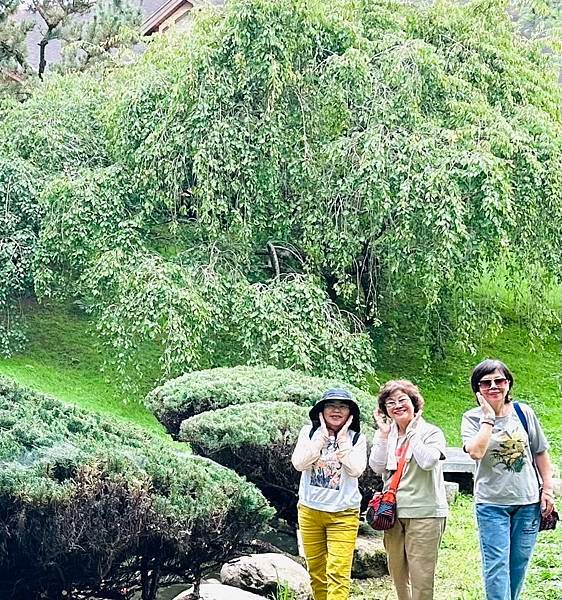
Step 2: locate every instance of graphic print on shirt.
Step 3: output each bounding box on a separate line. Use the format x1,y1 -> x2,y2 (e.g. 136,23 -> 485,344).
310,438 -> 342,490
490,430 -> 527,472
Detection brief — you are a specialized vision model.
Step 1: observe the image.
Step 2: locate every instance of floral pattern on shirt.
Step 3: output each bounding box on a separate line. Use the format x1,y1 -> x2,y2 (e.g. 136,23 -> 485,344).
490,431 -> 527,472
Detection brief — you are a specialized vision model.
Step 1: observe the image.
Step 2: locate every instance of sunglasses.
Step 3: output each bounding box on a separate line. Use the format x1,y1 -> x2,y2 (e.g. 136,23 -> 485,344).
478,377 -> 508,390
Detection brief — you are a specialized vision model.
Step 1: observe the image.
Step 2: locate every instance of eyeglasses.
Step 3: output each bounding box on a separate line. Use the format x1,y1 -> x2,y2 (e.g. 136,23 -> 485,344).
324,401 -> 349,410
478,377 -> 508,390
385,397 -> 409,409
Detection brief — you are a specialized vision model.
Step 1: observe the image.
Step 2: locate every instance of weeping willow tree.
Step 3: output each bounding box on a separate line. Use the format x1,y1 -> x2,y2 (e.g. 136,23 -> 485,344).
1,0 -> 561,386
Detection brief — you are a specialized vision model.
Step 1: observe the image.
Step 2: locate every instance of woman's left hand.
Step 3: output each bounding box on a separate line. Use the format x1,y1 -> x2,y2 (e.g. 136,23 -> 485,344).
406,410 -> 423,434
336,415 -> 354,441
541,489 -> 555,517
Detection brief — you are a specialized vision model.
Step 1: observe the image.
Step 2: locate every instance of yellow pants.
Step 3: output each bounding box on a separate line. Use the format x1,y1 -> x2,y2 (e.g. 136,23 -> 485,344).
298,504 -> 359,600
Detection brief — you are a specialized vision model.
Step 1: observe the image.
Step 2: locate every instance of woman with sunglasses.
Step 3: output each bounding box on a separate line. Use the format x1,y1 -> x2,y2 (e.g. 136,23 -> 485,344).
369,380 -> 448,600
461,358 -> 555,600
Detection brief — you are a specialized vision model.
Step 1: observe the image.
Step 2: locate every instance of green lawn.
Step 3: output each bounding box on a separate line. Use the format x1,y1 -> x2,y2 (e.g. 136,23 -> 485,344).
351,494 -> 562,600
2,302 -> 560,459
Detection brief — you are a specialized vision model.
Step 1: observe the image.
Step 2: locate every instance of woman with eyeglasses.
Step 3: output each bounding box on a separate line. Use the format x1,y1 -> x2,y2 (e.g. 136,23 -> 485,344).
461,358 -> 555,600
369,380 -> 448,600
291,388 -> 367,600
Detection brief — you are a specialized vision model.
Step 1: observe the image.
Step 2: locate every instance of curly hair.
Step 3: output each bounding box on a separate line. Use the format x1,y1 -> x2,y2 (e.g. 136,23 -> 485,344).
377,379 -> 425,417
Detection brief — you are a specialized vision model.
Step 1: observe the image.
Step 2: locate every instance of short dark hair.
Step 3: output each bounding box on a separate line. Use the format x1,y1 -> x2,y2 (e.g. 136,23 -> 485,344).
377,379 -> 425,417
470,359 -> 514,402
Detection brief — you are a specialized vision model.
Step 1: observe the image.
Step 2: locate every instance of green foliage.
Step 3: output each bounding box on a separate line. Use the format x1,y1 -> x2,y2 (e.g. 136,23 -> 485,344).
0,157 -> 40,355
82,250 -> 374,390
2,0 -> 562,378
56,0 -> 142,73
35,166 -> 142,300
275,581 -> 298,600
0,377 -> 273,599
180,400 -> 309,450
179,400 -> 377,520
0,72 -> 111,174
0,0 -> 141,81
102,0 -> 562,356
0,1 -> 29,77
146,365 -> 377,436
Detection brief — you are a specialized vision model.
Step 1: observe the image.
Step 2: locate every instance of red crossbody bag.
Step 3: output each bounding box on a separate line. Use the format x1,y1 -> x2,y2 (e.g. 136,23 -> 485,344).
366,443 -> 410,531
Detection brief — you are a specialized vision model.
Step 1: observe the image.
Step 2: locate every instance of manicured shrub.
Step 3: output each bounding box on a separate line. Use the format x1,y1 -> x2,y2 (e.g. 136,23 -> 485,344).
179,401 -> 380,521
0,378 -> 273,600
146,365 -> 377,437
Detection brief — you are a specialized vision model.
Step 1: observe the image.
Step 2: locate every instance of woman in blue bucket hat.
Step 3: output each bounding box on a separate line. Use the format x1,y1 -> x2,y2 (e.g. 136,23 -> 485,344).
291,388 -> 367,600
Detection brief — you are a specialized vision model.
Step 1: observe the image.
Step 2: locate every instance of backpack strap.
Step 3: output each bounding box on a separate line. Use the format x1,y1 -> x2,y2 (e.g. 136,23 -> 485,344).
513,402 -> 542,489
513,402 -> 529,435
309,426 -> 361,446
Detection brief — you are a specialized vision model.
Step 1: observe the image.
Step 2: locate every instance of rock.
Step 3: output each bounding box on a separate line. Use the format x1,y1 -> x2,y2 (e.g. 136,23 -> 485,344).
443,447 -> 476,474
220,553 -> 312,600
445,481 -> 459,504
552,477 -> 562,498
352,534 -> 388,579
173,583 -> 264,600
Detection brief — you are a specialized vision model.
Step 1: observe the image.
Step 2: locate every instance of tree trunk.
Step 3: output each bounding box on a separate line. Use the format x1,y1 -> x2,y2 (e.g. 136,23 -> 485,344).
38,36 -> 49,78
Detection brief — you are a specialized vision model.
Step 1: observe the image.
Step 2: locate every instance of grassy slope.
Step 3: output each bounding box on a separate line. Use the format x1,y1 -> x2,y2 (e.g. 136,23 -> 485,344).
1,303 -> 560,457
0,304 -> 164,436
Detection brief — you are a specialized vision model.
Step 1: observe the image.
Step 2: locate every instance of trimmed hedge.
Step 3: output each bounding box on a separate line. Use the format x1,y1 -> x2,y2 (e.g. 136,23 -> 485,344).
0,377 -> 273,600
146,366 -> 377,437
179,401 -> 380,521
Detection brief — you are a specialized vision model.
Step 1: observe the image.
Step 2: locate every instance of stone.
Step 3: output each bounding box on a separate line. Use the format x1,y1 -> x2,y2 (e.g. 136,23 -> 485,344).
220,553 -> 312,600
445,480 -> 459,504
443,447 -> 475,474
172,583 -> 264,600
352,533 -> 388,579
552,477 -> 562,498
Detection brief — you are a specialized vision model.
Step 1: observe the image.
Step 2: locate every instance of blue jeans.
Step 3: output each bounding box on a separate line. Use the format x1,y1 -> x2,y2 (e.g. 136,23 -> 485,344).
475,503 -> 540,600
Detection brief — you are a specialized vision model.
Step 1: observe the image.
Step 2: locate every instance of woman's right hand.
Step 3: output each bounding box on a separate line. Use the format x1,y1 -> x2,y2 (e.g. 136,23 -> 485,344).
373,409 -> 391,436
318,413 -> 331,439
476,392 -> 495,419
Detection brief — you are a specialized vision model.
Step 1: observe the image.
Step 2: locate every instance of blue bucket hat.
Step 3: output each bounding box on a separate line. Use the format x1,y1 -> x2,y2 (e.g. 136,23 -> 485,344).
309,388 -> 361,432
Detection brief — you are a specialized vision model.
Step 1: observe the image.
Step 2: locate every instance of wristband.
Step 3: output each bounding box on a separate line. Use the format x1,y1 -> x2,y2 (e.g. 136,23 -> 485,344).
480,419 -> 495,427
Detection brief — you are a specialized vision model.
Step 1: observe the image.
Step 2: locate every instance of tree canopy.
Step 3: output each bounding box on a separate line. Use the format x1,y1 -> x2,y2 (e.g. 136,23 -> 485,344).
0,0 -> 561,386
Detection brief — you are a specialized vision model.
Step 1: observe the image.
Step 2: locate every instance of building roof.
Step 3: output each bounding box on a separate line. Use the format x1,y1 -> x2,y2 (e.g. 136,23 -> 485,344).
141,0 -> 192,35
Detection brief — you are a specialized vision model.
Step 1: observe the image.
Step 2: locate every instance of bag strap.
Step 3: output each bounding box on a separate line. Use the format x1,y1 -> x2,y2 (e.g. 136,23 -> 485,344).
513,402 -> 542,488
387,442 -> 410,493
513,402 -> 529,435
